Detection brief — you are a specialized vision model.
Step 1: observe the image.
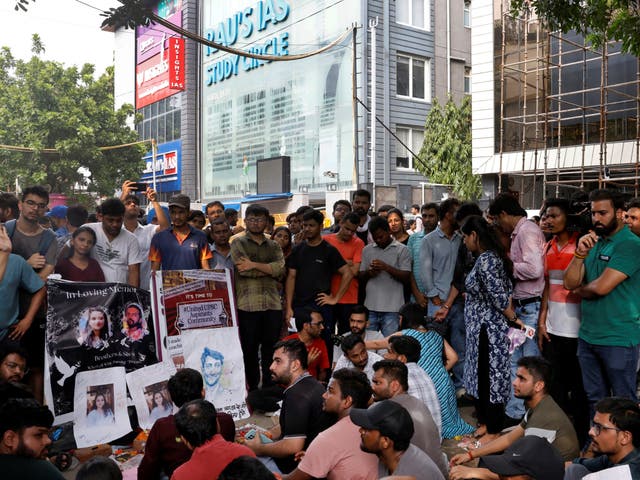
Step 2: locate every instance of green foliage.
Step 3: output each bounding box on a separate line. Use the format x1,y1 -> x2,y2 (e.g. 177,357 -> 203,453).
510,0 -> 640,56
415,96 -> 480,200
0,41 -> 146,196
100,0 -> 155,30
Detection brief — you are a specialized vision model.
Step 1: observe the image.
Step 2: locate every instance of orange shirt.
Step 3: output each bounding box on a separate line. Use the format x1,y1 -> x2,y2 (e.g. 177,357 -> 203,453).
324,234 -> 364,304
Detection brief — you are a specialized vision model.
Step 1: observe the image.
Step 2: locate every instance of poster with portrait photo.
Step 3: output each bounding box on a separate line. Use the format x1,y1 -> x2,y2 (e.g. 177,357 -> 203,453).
150,269 -> 237,362
73,367 -> 131,448
181,328 -> 248,420
126,362 -> 177,430
45,280 -> 158,424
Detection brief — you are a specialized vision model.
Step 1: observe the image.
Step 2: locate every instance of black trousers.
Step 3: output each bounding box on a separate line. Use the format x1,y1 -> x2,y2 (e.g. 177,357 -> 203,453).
238,309 -> 283,391
475,326 -> 506,434
542,333 -> 590,445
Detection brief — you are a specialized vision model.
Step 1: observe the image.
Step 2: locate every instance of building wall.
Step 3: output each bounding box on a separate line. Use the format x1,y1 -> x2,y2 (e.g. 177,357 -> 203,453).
113,28 -> 136,126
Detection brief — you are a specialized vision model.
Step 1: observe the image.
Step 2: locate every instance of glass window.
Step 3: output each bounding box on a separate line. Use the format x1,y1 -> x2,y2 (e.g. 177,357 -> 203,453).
396,127 -> 424,169
396,0 -> 429,30
397,56 -> 410,96
464,67 -> 471,95
397,54 -> 430,101
464,2 -> 471,28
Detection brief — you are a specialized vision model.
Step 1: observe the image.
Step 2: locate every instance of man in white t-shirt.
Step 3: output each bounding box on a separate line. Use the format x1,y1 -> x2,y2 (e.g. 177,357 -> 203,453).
120,181 -> 169,290
83,198 -> 143,286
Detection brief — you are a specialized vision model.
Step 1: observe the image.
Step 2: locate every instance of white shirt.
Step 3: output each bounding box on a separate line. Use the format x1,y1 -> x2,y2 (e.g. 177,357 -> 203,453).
84,222 -> 143,284
129,223 -> 158,290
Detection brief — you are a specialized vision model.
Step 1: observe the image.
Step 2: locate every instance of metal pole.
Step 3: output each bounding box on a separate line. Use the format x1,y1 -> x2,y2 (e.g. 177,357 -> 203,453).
369,17 -> 378,193
520,13 -> 528,200
352,25 -> 359,188
151,138 -> 158,192
498,1 -> 506,192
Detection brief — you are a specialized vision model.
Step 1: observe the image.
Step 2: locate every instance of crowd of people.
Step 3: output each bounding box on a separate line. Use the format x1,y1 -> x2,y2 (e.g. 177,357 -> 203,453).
1,183 -> 640,479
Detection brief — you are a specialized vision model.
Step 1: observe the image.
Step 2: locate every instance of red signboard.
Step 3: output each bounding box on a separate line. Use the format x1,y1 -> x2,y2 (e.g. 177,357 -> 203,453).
135,39 -> 185,110
169,38 -> 185,90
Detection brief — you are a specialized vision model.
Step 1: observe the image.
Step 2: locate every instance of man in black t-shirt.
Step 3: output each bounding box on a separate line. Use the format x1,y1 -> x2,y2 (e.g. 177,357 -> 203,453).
285,209 -> 353,362
243,339 -> 327,474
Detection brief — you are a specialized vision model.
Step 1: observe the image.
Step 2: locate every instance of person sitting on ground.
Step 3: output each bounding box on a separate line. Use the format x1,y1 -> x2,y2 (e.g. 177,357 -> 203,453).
219,456 -> 276,480
172,399 -> 255,480
350,399 -> 445,480
0,345 -> 29,385
286,368 -> 378,480
138,368 -> 236,480
334,334 -> 383,382
75,456 -> 122,480
565,397 -> 640,480
383,335 -> 442,438
370,359 -> 447,478
449,356 -> 579,477
449,435 -> 565,480
243,339 -> 327,474
0,398 -> 64,479
283,308 -> 330,382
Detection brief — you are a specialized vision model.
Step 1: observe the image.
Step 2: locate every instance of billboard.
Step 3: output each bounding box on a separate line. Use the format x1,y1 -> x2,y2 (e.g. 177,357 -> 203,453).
140,139 -> 182,193
135,1 -> 185,109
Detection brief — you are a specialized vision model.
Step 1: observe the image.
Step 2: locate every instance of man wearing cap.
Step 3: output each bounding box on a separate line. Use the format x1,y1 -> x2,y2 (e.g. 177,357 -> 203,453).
46,206 -> 68,239
350,399 -> 445,480
149,194 -> 212,272
120,181 -> 169,290
449,435 -> 565,480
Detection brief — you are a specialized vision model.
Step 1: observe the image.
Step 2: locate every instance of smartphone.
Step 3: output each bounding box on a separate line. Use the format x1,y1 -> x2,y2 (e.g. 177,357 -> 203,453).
131,182 -> 147,192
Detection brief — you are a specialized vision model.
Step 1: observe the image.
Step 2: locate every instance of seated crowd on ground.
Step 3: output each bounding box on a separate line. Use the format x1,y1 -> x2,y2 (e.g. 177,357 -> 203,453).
2,184 -> 640,479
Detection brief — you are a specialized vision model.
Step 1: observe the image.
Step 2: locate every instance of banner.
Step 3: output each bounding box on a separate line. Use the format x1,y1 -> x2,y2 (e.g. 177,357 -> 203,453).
73,367 -> 131,448
126,362 -> 177,430
151,269 -> 247,419
45,281 -> 158,424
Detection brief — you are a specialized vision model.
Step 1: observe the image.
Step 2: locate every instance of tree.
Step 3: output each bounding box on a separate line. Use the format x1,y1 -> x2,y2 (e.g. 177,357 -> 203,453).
415,96 -> 480,200
0,37 -> 146,196
510,0 -> 640,56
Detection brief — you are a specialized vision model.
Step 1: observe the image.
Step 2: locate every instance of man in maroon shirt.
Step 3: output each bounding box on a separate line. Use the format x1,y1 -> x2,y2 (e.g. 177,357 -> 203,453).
137,368 -> 235,480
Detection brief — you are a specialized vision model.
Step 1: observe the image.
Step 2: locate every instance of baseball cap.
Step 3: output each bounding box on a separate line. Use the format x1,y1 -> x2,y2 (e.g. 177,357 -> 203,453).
147,206 -> 169,223
482,436 -> 564,480
350,400 -> 414,443
45,205 -> 67,218
168,194 -> 190,210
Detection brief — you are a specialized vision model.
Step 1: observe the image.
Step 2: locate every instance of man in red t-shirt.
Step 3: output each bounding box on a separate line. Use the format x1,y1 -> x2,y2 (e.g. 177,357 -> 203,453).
283,309 -> 330,383
324,212 -> 365,338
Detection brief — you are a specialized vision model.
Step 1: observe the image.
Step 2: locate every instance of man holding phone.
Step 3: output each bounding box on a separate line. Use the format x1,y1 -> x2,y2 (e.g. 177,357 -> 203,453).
121,180 -> 169,290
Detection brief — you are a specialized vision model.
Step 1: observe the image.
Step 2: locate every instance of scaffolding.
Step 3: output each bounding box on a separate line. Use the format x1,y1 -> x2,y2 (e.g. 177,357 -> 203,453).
497,5 -> 640,204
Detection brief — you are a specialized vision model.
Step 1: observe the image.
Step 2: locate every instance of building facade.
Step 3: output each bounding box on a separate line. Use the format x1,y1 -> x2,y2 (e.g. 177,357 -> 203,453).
113,0 -> 471,207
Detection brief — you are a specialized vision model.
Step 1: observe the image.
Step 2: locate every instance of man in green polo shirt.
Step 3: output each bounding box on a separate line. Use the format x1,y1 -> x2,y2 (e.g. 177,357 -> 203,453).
564,189 -> 640,418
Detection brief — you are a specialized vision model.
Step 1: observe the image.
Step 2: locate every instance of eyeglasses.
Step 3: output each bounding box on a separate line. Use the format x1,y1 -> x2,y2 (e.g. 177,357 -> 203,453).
245,217 -> 266,224
591,421 -> 622,436
3,361 -> 29,375
310,321 -> 324,327
24,200 -> 47,209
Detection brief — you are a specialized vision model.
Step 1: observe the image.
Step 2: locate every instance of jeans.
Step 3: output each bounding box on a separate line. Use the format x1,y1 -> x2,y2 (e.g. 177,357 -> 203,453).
505,300 -> 541,419
368,311 -> 399,337
577,338 -> 639,420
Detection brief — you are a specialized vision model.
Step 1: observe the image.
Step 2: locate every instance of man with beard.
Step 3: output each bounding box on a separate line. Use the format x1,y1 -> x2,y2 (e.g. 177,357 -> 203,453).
564,189 -> 640,417
333,306 -> 385,361
350,399 -> 444,480
243,339 -> 326,474
119,302 -> 157,367
565,397 -> 640,480
283,309 -> 330,381
450,356 -> 579,477
352,189 -> 373,245
334,334 -> 382,382
0,398 -> 63,479
0,346 -> 28,384
625,198 -> 640,237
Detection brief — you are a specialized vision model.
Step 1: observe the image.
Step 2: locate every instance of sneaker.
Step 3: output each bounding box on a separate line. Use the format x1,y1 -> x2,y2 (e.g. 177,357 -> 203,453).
456,387 -> 467,399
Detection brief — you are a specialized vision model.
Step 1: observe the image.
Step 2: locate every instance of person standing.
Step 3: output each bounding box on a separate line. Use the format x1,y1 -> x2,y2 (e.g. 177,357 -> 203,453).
352,189 -> 373,245
230,204 -> 285,392
208,218 -> 233,271
564,189 -> 640,418
120,181 -> 169,290
359,216 -> 411,336
285,209 -> 352,362
323,212 -> 365,336
149,194 -> 211,272
489,193 -> 545,424
408,202 -> 438,307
